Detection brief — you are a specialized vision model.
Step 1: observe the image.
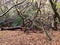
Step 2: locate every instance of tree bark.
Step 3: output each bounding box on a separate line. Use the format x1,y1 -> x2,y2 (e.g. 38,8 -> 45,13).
49,0 -> 60,30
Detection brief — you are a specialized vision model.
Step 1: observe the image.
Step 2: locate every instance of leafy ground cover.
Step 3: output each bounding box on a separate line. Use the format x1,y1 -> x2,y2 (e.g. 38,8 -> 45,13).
0,29 -> 60,45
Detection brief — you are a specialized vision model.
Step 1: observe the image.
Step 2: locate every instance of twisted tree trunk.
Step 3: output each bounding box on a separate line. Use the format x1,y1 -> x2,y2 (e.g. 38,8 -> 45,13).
49,0 -> 60,30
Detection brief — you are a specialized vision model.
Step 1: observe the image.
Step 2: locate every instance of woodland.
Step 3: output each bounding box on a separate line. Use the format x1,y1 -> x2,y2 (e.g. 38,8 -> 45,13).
0,0 -> 60,44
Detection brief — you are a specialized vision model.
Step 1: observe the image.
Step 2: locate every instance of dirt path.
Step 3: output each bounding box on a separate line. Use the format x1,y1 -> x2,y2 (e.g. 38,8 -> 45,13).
0,30 -> 60,45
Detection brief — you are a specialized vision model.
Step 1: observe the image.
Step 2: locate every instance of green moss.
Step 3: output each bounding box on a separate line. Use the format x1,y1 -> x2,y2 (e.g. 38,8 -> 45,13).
56,2 -> 60,8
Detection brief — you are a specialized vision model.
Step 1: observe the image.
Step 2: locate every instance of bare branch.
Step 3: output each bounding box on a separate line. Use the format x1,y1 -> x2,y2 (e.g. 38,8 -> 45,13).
0,0 -> 26,17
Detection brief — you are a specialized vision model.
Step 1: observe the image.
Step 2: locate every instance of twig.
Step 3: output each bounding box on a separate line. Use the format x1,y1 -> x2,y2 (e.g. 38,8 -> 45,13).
0,0 -> 26,17
41,25 -> 52,41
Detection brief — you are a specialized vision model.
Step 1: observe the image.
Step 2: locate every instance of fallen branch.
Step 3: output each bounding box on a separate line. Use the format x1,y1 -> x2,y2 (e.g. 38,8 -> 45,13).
41,25 -> 52,41
1,26 -> 29,31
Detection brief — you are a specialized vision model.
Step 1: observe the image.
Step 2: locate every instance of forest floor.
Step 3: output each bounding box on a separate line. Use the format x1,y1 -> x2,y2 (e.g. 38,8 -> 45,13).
0,29 -> 60,45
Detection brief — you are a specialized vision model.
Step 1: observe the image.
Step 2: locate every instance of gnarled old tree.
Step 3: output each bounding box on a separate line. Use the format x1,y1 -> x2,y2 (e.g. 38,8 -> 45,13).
49,0 -> 60,30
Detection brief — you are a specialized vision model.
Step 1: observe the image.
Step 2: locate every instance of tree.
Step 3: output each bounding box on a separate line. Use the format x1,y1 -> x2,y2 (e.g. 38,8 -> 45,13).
49,0 -> 60,30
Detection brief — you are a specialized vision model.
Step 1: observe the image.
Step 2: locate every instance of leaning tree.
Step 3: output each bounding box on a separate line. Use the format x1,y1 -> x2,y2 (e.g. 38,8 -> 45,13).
49,0 -> 60,30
